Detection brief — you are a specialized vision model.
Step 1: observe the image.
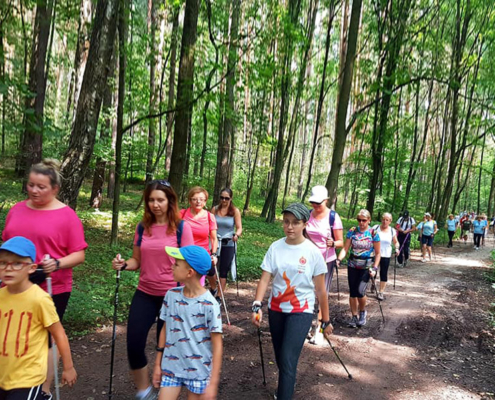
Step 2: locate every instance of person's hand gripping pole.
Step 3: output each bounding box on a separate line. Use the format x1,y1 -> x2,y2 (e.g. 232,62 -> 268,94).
251,302 -> 266,386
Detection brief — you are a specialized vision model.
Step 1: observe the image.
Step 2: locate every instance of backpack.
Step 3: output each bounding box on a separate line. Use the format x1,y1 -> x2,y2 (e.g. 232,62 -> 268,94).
329,210 -> 336,239
136,220 -> 185,247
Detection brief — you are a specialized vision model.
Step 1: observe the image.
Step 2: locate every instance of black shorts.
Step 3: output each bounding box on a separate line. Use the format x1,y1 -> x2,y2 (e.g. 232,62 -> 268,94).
48,292 -> 71,347
0,385 -> 42,400
347,267 -> 369,298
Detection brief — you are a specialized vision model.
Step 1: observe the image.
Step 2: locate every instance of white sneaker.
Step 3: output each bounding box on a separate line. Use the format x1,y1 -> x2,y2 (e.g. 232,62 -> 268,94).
422,258 -> 426,263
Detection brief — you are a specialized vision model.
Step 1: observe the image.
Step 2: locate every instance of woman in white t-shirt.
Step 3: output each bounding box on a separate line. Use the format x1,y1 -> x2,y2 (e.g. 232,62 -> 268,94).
251,203 -> 333,400
373,213 -> 399,300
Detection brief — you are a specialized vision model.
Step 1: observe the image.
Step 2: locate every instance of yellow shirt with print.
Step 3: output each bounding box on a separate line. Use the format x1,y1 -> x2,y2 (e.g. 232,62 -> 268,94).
0,284 -> 59,390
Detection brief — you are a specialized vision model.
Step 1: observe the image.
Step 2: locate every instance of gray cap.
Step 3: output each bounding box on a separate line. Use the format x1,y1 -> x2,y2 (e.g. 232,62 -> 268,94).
282,203 -> 311,222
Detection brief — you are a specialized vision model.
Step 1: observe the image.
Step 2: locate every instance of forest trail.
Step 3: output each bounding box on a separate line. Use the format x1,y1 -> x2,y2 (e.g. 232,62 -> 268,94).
62,237 -> 495,400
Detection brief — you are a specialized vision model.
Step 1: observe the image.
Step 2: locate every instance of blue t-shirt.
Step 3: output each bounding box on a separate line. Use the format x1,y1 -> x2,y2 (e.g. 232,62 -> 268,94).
346,227 -> 380,259
446,219 -> 457,231
473,220 -> 485,235
159,287 -> 222,381
422,220 -> 436,236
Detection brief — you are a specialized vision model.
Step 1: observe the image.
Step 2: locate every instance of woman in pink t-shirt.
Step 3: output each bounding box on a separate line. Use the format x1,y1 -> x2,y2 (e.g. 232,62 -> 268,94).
112,180 -> 194,399
305,186 -> 343,344
180,186 -> 218,293
2,159 -> 87,398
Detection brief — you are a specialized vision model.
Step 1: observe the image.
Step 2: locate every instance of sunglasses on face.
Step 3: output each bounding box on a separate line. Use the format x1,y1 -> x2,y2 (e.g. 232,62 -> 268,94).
220,196 -> 231,201
310,201 -> 324,205
149,179 -> 171,188
357,218 -> 368,222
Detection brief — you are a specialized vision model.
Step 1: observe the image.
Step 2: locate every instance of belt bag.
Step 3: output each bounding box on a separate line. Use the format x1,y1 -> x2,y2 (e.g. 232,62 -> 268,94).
349,256 -> 373,269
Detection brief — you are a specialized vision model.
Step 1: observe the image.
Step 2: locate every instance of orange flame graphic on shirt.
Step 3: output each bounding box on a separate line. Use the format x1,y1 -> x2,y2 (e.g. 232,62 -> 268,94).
271,272 -> 309,313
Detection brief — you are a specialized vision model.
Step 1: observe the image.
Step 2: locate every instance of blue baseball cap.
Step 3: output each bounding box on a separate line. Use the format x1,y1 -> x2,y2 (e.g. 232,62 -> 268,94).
165,245 -> 211,275
0,237 -> 36,263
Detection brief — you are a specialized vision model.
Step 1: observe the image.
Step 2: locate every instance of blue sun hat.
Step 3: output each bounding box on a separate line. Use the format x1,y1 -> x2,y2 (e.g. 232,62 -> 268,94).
166,245 -> 211,275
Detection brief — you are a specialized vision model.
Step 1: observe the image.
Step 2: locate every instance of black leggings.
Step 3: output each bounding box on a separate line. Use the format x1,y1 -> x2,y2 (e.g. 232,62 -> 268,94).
0,385 -> 42,400
474,233 -> 483,247
448,230 -> 455,246
127,289 -> 164,370
48,292 -> 71,347
218,246 -> 235,279
379,257 -> 391,282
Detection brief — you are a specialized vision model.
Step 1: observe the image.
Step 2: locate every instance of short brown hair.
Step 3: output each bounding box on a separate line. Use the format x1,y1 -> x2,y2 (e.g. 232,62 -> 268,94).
187,186 -> 209,202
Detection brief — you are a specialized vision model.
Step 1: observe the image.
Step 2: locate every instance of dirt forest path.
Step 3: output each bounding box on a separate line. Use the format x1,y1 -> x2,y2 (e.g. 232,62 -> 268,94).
63,237 -> 495,400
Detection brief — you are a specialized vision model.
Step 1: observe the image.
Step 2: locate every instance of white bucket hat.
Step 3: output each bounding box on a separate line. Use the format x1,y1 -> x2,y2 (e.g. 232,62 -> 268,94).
308,185 -> 329,203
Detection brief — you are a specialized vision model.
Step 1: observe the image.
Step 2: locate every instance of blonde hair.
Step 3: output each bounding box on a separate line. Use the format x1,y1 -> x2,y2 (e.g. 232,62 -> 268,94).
382,212 -> 392,221
30,159 -> 62,188
357,209 -> 371,220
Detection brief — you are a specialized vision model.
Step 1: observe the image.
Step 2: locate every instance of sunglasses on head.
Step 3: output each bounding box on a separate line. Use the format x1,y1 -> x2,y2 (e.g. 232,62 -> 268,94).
149,179 -> 171,188
220,196 -> 231,201
357,218 -> 367,222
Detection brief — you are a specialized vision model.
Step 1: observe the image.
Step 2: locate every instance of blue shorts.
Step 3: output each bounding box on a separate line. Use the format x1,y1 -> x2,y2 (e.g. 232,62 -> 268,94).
421,235 -> 434,246
160,375 -> 209,394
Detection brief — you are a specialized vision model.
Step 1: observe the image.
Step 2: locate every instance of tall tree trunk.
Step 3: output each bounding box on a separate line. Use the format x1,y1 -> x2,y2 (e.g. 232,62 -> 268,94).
59,0 -> 120,208
487,159 -> 495,217
145,0 -> 157,183
213,0 -> 240,205
264,0 -> 302,223
168,0 -> 200,193
301,0 -> 335,202
110,0 -> 128,244
20,0 -> 54,177
0,18 -> 5,156
477,134 -> 485,214
165,9 -> 179,172
325,0 -> 363,208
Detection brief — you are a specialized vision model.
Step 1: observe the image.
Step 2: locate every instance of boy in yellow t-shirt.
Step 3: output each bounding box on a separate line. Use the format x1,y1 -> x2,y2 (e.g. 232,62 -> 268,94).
0,236 -> 77,400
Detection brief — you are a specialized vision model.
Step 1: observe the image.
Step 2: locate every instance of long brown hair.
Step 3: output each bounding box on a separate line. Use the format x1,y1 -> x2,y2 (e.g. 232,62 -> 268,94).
142,180 -> 181,235
212,188 -> 236,217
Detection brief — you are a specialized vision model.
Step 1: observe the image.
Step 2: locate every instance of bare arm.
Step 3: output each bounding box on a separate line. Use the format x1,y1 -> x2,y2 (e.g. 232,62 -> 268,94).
41,250 -> 85,274
314,274 -> 333,337
112,246 -> 141,271
337,238 -> 352,261
373,241 -> 381,269
233,208 -> 243,241
48,322 -> 77,386
152,322 -> 166,388
327,229 -> 344,249
251,270 -> 272,327
203,332 -> 223,400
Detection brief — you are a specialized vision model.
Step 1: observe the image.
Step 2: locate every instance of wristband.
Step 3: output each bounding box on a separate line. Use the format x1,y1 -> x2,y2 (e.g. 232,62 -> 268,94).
252,301 -> 263,313
320,320 -> 331,330
211,253 -> 218,257
121,262 -> 128,271
156,346 -> 165,352
55,259 -> 61,271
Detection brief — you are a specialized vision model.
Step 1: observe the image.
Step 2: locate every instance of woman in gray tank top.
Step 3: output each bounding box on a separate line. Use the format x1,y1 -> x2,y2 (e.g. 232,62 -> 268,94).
211,188 -> 243,299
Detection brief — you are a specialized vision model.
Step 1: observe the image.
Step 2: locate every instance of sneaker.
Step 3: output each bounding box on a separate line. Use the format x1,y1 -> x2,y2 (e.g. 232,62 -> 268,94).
348,315 -> 358,328
357,310 -> 367,327
397,263 -> 403,268
41,392 -> 53,400
377,292 -> 384,301
136,389 -> 158,400
421,258 -> 426,263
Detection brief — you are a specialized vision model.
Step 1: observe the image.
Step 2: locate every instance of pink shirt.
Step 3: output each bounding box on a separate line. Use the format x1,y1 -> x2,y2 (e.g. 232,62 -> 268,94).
134,222 -> 194,296
180,209 -> 217,253
306,211 -> 343,262
2,201 -> 88,295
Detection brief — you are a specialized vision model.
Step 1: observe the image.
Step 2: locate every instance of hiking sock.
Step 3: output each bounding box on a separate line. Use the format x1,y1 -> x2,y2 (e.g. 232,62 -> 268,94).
136,386 -> 153,399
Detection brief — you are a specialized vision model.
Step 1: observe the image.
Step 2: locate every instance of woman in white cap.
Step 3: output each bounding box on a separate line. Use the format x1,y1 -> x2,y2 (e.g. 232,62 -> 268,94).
420,213 -> 437,262
305,185 -> 343,342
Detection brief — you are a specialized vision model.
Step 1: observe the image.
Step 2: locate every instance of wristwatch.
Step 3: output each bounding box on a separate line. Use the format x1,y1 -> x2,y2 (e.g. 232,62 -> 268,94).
252,301 -> 263,313
156,346 -> 165,352
55,259 -> 61,271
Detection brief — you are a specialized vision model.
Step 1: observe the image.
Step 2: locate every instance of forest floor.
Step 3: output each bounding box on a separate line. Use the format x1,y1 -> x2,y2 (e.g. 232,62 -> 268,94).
61,236 -> 495,400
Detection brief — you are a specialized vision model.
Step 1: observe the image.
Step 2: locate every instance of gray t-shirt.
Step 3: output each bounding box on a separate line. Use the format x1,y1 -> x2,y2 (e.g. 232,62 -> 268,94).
215,214 -> 235,248
160,287 -> 222,380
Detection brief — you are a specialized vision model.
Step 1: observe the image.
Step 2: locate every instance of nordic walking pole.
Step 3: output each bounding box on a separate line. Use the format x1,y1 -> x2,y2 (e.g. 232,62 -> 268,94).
215,237 -> 231,325
255,314 -> 267,385
323,335 -> 353,380
109,254 -> 126,399
327,235 -> 340,301
234,241 -> 239,298
44,255 -> 61,400
370,272 -> 385,323
394,253 -> 400,290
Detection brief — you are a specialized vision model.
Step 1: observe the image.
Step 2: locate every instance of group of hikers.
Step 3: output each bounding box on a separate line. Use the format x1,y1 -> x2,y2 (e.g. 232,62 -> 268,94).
0,158 -> 493,400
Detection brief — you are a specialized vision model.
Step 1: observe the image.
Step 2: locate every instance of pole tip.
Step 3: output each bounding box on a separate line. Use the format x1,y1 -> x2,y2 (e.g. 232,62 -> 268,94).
348,374 -> 353,380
